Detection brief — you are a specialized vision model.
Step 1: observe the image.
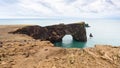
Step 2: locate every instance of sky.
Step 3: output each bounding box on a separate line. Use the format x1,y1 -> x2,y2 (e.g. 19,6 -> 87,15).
0,0 -> 120,19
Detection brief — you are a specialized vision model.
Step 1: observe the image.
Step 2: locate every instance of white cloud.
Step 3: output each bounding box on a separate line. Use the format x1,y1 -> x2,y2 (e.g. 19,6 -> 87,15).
0,0 -> 120,18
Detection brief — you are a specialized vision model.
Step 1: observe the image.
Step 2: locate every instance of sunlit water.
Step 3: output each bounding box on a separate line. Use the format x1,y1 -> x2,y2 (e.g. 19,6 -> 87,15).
0,18 -> 120,48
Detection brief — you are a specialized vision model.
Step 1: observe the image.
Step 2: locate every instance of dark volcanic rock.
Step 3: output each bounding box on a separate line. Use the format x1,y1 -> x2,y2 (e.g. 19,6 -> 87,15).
10,22 -> 87,43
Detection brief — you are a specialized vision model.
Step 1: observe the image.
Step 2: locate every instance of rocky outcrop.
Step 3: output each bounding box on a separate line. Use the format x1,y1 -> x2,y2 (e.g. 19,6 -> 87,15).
0,25 -> 120,68
10,22 -> 87,43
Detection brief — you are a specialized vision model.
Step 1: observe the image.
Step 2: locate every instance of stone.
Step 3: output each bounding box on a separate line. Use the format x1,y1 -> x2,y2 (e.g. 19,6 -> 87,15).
44,49 -> 48,51
23,52 -> 29,58
10,22 -> 87,43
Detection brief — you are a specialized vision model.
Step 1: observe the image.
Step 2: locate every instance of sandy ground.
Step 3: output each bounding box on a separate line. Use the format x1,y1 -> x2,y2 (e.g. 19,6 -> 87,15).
0,25 -> 120,68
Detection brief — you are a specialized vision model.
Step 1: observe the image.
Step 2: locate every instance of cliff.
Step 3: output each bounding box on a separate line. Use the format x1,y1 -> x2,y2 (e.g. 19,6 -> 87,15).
0,40 -> 120,68
10,22 -> 87,43
0,25 -> 120,68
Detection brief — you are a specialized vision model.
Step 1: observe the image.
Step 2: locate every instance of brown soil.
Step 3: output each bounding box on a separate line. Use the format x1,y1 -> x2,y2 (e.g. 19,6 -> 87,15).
0,25 -> 120,68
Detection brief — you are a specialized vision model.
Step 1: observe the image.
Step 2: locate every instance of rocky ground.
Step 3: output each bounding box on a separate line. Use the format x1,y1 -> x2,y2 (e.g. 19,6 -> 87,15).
0,25 -> 120,68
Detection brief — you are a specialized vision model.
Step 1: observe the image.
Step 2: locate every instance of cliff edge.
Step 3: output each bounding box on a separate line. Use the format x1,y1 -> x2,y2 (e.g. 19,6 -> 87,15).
0,25 -> 120,68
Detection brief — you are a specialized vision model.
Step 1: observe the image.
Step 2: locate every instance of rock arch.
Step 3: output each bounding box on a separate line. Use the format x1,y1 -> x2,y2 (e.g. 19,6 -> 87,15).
11,22 -> 87,43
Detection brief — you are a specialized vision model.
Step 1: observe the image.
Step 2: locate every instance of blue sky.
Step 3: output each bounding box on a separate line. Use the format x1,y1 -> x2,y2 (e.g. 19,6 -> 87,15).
0,0 -> 120,18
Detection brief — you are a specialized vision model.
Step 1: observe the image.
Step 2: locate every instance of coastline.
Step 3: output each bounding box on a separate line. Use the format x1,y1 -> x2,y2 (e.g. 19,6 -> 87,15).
0,25 -> 120,68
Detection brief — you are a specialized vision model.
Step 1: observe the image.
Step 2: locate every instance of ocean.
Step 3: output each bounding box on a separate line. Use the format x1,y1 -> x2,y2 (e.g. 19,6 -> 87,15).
0,18 -> 120,48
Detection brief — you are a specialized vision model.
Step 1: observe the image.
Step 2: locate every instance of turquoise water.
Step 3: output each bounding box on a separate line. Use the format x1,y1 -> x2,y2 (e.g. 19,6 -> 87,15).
55,19 -> 120,48
0,18 -> 120,48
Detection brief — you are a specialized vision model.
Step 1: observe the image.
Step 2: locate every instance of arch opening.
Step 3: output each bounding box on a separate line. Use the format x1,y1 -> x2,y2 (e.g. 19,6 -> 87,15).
62,34 -> 73,44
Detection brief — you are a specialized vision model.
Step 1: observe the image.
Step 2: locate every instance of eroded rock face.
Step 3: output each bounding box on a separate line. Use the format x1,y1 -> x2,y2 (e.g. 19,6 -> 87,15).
10,22 -> 87,43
